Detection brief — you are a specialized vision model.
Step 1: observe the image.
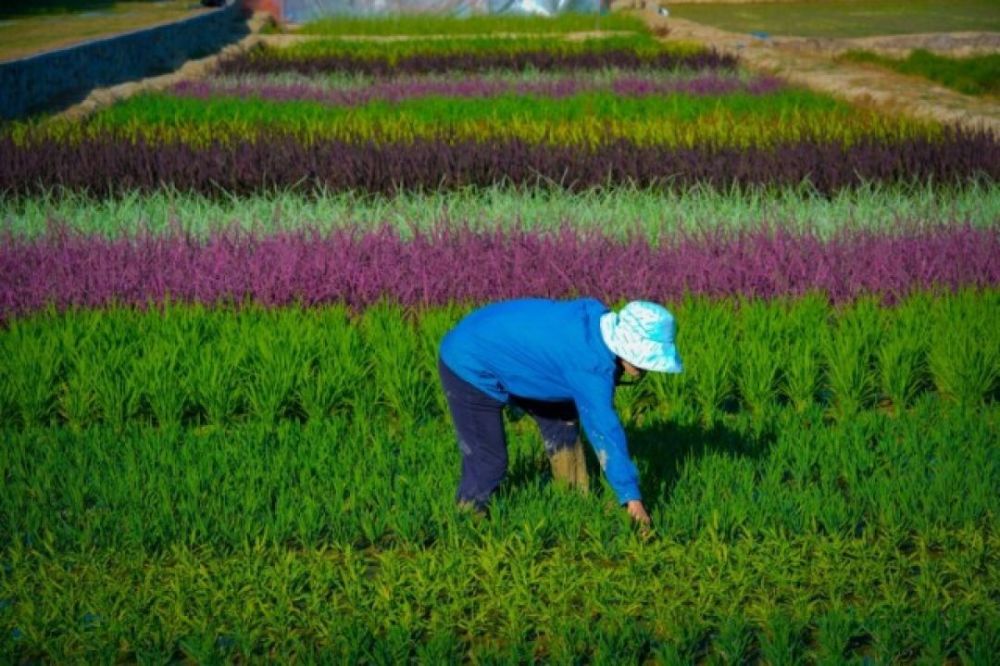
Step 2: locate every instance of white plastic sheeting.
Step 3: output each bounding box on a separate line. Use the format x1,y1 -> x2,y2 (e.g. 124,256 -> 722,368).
280,0 -> 603,23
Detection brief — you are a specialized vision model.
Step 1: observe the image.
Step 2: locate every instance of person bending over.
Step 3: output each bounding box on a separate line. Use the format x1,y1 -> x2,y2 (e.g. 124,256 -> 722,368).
438,298 -> 683,525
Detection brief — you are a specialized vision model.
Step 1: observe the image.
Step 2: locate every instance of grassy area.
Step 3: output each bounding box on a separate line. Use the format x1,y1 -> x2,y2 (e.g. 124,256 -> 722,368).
0,0 -> 161,19
839,49 -> 1000,97
665,0 -> 1000,38
0,0 -> 210,63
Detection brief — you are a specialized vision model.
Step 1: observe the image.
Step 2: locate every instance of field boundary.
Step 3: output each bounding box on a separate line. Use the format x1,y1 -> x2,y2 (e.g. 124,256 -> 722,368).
0,0 -> 249,121
54,17 -> 276,123
633,8 -> 1000,133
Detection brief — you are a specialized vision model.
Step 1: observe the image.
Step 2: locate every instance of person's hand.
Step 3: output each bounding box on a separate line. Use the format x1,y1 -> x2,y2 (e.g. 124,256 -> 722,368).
626,500 -> 651,526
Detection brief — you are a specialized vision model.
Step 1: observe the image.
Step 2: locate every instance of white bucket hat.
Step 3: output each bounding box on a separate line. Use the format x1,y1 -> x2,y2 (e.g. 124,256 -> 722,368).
600,301 -> 683,373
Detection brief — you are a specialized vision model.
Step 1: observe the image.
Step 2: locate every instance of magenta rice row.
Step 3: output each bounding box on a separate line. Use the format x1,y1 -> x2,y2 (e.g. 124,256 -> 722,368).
1,224 -> 997,320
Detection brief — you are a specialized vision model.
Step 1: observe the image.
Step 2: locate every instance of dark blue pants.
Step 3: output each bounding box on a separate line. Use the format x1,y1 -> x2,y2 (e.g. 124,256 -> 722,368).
439,358 -> 579,509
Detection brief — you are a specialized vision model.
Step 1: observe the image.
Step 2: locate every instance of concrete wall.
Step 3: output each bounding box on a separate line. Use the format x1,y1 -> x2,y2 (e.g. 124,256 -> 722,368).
0,1 -> 249,120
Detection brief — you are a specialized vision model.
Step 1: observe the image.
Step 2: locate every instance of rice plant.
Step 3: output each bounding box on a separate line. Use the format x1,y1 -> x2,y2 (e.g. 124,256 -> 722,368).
679,298 -> 738,425
781,294 -> 828,412
927,289 -> 1000,406
736,298 -> 788,418
0,316 -> 60,427
239,307 -> 312,424
877,293 -> 931,412
821,298 -> 883,420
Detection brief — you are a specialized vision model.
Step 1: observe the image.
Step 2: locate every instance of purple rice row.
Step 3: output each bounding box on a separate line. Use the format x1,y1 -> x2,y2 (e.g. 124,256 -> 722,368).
217,48 -> 739,77
2,224 -> 997,320
1,132 -> 996,197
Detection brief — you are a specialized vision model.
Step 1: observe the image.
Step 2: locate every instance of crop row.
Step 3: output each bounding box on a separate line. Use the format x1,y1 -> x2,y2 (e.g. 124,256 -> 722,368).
3,224 -> 998,320
3,523 -> 997,662
4,133 -> 995,196
263,34 -> 674,59
25,89 -> 911,150
3,293 -> 997,432
7,181 -> 997,241
171,72 -> 784,107
207,65 -> 766,89
218,38 -> 736,76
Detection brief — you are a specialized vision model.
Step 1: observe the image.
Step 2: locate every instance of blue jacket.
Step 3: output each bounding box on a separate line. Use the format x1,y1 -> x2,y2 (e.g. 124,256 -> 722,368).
439,297 -> 641,504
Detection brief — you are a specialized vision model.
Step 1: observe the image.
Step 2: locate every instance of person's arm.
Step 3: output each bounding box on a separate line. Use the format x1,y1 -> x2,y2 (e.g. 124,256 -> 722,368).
567,371 -> 642,506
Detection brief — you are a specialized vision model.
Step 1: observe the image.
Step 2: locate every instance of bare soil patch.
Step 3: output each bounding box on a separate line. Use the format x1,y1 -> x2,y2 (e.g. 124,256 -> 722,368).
775,31 -> 1000,58
632,8 -> 999,133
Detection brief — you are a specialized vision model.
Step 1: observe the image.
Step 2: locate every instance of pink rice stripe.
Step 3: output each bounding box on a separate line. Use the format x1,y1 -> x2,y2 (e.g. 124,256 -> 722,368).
2,225 -> 997,319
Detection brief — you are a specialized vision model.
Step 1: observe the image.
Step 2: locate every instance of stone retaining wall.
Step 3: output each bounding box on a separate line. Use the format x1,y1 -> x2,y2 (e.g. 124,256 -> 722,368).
0,0 -> 249,120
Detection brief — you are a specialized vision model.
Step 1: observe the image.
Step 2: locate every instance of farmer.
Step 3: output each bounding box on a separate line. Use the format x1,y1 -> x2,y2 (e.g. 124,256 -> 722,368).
438,298 -> 683,525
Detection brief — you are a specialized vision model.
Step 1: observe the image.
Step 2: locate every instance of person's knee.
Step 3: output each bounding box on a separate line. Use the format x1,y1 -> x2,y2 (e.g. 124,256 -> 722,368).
540,420 -> 580,456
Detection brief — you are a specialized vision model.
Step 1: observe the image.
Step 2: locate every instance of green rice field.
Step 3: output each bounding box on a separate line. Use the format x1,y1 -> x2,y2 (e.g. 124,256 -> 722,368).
665,0 -> 1000,38
838,49 -> 1000,97
1,11 -> 997,663
25,88 -> 927,148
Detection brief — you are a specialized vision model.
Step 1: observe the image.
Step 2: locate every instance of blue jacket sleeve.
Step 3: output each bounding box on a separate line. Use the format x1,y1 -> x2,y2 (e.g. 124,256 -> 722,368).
567,371 -> 642,504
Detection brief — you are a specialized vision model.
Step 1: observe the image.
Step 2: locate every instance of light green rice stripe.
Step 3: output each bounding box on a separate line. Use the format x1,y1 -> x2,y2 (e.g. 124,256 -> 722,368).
2,182 -> 997,242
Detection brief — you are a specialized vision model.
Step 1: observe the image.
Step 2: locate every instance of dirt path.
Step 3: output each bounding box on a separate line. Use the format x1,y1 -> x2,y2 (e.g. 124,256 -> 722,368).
634,8 -> 1000,134
779,31 -> 1000,59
